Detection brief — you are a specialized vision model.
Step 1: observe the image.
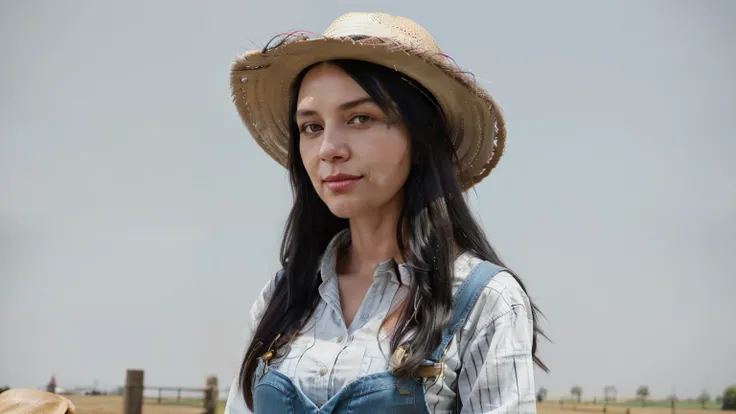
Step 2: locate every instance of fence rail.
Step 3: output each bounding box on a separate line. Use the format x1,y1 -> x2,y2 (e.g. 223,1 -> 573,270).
122,369 -> 218,414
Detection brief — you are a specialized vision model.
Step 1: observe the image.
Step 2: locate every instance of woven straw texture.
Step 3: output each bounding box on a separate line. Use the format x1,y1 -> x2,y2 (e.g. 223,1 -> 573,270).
230,12 -> 506,191
0,389 -> 75,414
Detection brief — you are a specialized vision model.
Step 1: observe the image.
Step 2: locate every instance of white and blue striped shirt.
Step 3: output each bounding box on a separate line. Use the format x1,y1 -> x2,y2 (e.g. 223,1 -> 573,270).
225,229 -> 537,413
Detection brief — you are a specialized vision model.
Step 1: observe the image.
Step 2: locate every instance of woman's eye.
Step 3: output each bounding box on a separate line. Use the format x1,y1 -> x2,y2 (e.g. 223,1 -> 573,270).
301,123 -> 322,133
350,115 -> 371,124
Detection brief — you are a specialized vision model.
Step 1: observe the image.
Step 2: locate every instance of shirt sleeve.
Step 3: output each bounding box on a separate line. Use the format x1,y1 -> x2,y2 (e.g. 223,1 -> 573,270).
224,376 -> 250,414
457,302 -> 537,413
224,271 -> 282,414
249,270 -> 282,333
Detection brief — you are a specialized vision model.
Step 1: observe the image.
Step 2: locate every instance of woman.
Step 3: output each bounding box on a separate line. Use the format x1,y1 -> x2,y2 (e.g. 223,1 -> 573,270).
225,12 -> 547,414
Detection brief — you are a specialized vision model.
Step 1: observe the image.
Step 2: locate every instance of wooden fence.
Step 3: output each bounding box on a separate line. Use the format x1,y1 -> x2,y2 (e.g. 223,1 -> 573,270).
122,369 -> 218,414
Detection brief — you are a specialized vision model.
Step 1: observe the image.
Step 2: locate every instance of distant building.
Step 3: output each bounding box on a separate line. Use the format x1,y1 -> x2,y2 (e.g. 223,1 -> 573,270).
46,374 -> 56,393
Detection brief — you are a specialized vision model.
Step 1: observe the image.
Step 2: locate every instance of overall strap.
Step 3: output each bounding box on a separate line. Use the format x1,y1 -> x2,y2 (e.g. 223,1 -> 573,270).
275,268 -> 285,283
428,261 -> 505,362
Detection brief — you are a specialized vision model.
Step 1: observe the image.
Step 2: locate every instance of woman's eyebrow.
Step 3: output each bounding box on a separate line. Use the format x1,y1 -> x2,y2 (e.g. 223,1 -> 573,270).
296,96 -> 375,118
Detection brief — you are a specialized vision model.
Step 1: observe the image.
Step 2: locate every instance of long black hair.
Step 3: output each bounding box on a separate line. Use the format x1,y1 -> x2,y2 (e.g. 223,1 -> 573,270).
238,58 -> 548,410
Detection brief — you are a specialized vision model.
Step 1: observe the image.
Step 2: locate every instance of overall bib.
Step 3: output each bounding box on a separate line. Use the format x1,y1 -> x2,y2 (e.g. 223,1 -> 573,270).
252,261 -> 504,413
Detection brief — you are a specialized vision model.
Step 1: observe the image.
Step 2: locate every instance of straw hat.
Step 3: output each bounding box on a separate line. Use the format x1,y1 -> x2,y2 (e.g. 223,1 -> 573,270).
229,12 -> 507,191
0,389 -> 76,414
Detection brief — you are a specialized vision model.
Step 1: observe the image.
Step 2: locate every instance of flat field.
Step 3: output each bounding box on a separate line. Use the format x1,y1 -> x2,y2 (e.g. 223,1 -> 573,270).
67,396 -> 225,414
66,396 -> 720,414
538,402 -> 716,414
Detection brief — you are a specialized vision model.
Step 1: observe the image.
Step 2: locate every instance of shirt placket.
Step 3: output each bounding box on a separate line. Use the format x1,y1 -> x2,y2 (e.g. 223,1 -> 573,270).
314,277 -> 344,403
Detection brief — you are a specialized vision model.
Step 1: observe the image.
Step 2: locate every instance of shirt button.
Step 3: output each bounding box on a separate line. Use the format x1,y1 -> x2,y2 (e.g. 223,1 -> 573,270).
336,336 -> 343,343
319,367 -> 328,376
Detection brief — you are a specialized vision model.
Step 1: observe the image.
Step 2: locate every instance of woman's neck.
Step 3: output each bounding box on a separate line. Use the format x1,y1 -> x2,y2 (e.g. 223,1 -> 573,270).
340,208 -> 403,277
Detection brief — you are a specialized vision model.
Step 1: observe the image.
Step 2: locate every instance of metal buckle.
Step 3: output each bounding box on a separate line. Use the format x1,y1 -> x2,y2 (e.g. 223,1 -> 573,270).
256,333 -> 281,380
389,345 -> 409,374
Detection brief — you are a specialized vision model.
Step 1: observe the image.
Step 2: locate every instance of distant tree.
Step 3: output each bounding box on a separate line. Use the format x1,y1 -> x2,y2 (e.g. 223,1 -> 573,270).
715,395 -> 723,405
698,390 -> 710,409
636,385 -> 650,407
537,387 -> 548,402
571,386 -> 583,403
0,386 -> 10,394
722,385 -> 736,411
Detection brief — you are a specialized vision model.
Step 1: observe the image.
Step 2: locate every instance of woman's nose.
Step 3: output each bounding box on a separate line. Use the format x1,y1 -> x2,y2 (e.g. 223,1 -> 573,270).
318,125 -> 350,162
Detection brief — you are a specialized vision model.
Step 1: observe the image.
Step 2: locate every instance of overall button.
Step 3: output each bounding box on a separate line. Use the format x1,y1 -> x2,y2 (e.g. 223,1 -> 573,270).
336,336 -> 343,343
319,367 -> 328,376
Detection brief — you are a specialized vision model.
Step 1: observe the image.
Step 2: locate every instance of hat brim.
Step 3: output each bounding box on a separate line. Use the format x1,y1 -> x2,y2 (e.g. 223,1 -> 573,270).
229,35 -> 506,191
0,389 -> 75,414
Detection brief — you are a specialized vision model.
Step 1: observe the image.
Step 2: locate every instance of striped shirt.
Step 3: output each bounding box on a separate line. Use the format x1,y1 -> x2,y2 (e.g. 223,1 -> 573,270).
224,229 -> 537,413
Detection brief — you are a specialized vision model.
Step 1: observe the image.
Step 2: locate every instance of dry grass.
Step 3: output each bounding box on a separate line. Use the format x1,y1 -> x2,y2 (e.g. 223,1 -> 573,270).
537,402 -> 715,414
67,396 -> 225,414
67,396 -> 718,414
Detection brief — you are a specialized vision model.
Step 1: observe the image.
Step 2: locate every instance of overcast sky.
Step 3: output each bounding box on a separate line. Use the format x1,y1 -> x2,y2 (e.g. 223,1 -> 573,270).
1,0 -> 734,402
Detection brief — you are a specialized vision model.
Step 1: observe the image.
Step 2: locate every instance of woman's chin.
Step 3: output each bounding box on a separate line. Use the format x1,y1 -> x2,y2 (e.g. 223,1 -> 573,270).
324,197 -> 367,220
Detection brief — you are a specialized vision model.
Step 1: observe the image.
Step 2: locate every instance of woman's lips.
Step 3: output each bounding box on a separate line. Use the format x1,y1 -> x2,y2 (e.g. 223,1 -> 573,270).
323,174 -> 363,192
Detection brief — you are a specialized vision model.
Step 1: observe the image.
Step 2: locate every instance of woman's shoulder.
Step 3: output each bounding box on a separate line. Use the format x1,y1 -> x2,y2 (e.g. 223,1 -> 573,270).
249,269 -> 283,332
452,252 -> 533,329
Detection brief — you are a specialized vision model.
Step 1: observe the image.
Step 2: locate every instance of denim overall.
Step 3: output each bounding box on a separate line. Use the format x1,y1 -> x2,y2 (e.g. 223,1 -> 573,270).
252,261 -> 504,413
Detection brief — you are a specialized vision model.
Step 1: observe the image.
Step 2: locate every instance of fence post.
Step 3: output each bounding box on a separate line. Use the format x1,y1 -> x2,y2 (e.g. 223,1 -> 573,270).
123,369 -> 144,414
157,388 -> 162,404
177,388 -> 181,401
204,376 -> 218,414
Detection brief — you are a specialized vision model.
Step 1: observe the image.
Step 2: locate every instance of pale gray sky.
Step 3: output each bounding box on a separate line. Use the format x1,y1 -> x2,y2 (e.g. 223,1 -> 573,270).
1,0 -> 734,402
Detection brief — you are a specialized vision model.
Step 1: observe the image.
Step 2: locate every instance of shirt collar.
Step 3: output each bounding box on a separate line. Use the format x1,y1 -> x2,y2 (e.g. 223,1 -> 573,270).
318,228 -> 412,285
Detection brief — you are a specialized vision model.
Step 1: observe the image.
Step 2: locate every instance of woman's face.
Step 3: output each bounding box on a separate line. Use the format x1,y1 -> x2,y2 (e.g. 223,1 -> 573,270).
296,63 -> 412,219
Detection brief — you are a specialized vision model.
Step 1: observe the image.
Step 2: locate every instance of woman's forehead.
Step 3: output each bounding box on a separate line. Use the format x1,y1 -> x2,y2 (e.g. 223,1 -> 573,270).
296,64 -> 371,110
